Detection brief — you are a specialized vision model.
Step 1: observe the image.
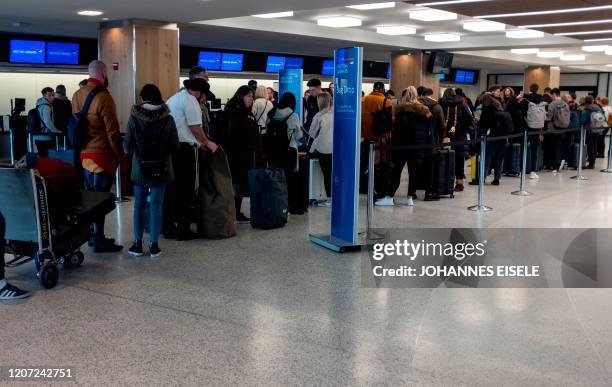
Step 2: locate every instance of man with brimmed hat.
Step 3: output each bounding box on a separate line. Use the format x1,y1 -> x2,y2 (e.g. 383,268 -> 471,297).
165,78 -> 218,240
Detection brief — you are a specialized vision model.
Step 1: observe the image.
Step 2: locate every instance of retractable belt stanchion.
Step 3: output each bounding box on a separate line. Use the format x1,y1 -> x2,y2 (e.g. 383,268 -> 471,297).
512,128 -> 533,196
468,134 -> 493,212
9,129 -> 15,165
115,166 -> 129,203
601,128 -> 612,173
365,142 -> 384,240
571,125 -> 588,180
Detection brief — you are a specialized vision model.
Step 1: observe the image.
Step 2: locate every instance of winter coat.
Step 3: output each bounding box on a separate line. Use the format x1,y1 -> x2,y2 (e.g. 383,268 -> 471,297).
123,104 -> 179,187
35,98 -> 60,142
418,96 -> 446,140
504,96 -> 524,134
225,106 -> 258,193
361,91 -> 388,141
392,102 -> 432,160
439,95 -> 474,140
53,94 -> 72,133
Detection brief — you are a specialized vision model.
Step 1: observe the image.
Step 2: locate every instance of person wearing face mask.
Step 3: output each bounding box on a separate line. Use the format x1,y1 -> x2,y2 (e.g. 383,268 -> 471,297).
71,60 -> 124,253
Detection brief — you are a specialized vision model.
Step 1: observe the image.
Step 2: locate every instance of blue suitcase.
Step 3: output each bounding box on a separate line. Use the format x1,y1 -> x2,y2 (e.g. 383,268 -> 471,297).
248,167 -> 288,229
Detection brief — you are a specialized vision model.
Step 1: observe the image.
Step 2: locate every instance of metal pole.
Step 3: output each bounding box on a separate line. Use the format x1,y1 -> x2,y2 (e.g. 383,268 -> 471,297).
571,125 -> 588,180
115,166 -> 129,203
512,128 -> 533,196
468,135 -> 493,212
9,129 -> 15,165
366,142 -> 384,240
601,128 -> 612,173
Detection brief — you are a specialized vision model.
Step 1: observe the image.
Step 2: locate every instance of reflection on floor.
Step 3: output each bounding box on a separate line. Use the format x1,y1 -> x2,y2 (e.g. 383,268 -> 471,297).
1,159 -> 612,386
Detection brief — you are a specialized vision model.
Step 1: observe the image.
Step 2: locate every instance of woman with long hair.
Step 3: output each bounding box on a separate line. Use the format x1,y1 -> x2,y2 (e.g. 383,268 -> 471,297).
252,85 -> 274,133
308,92 -> 333,205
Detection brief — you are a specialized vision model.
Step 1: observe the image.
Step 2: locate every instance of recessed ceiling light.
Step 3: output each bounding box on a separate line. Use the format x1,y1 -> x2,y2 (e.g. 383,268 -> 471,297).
102,17 -> 109,21
317,16 -> 362,28
77,10 -> 104,16
347,2 -> 395,10
511,48 -> 539,54
410,9 -> 457,22
252,11 -> 294,18
476,4 -> 612,18
520,19 -> 612,29
560,54 -> 586,61
607,64 -> 612,67
537,51 -> 563,58
582,45 -> 609,52
376,25 -> 416,35
419,0 -> 493,5
555,29 -> 612,37
463,20 -> 505,32
424,33 -> 460,42
585,38 -> 612,42
506,29 -> 544,39
606,47 -> 612,55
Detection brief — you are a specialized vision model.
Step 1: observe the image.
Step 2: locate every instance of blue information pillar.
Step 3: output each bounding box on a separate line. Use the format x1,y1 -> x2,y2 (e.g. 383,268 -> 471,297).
310,47 -> 363,253
278,69 -> 303,120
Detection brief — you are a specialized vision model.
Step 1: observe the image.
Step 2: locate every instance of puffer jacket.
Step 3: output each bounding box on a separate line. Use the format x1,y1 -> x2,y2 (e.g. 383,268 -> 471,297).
392,102 -> 431,160
439,95 -> 474,140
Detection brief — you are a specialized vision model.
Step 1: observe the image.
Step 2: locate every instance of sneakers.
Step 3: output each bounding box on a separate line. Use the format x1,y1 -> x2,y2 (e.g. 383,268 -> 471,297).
558,160 -> 566,171
88,236 -> 115,247
397,198 -> 415,207
0,282 -> 30,300
236,213 -> 251,224
529,172 -> 539,179
149,243 -> 161,258
491,179 -> 500,186
585,164 -> 595,170
128,241 -> 144,256
374,196 -> 394,206
410,193 -> 418,200
94,238 -> 123,253
317,201 -> 332,208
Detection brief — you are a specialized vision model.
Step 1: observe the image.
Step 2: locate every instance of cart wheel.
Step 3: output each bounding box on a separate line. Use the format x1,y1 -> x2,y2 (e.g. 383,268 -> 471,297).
76,251 -> 84,265
63,253 -> 82,269
39,263 -> 59,289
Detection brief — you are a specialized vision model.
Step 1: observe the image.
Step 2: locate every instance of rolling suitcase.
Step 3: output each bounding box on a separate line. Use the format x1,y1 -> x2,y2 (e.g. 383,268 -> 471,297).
568,143 -> 587,169
287,154 -> 309,215
432,149 -> 455,198
249,167 -> 288,229
503,143 -> 521,176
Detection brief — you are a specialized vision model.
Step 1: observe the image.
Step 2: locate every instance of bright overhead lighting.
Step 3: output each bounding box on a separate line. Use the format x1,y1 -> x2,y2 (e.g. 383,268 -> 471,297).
77,10 -> 104,16
419,0 -> 493,5
520,19 -> 612,29
560,54 -> 586,61
506,29 -> 544,39
410,9 -> 457,22
317,16 -> 362,28
555,29 -> 612,37
476,4 -> 612,18
607,64 -> 612,67
346,2 -> 395,10
537,51 -> 563,58
252,11 -> 294,18
511,48 -> 539,54
606,47 -> 612,56
585,38 -> 612,42
463,20 -> 505,32
424,33 -> 460,42
582,45 -> 609,52
376,25 -> 416,35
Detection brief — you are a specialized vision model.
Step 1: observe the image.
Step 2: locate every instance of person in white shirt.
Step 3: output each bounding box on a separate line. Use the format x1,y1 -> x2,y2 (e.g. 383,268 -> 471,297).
309,92 -> 333,204
164,79 -> 217,240
599,97 -> 612,158
251,86 -> 273,133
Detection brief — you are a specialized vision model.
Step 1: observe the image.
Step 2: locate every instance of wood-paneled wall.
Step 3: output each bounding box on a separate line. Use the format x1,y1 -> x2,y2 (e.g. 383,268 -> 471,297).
390,52 -> 440,99
523,66 -> 560,93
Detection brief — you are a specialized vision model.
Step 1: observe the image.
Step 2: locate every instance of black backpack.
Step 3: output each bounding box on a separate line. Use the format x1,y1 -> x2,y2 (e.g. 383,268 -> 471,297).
27,106 -> 44,134
263,111 -> 292,167
67,87 -> 104,150
494,111 -> 514,136
135,118 -> 168,179
372,98 -> 393,137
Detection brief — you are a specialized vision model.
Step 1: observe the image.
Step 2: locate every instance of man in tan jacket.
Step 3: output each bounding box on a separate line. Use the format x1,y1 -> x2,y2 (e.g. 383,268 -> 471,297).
72,60 -> 123,252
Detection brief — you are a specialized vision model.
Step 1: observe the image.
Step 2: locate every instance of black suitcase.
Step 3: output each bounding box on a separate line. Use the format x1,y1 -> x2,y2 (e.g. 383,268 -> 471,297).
503,143 -> 522,176
287,155 -> 309,214
568,143 -> 587,169
431,149 -> 455,198
249,167 -> 288,229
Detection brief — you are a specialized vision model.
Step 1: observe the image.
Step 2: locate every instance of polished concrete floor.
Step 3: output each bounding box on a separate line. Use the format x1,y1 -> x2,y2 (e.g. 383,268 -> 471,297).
2,158 -> 612,386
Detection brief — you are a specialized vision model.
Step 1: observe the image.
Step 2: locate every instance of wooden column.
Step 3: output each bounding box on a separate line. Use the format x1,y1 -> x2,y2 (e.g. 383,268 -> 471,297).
390,51 -> 440,99
523,66 -> 560,94
99,20 -> 179,131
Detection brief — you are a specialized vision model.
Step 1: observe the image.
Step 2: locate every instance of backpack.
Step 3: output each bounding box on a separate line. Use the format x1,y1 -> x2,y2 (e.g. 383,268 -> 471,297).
67,87 -> 104,151
263,111 -> 292,167
135,118 -> 167,179
589,108 -> 607,133
372,98 -> 393,137
526,101 -> 547,129
552,103 -> 571,128
494,111 -> 513,136
27,105 -> 47,134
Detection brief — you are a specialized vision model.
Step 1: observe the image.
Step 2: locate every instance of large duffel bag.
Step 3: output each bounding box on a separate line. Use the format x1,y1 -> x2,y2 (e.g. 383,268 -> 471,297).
249,167 -> 288,229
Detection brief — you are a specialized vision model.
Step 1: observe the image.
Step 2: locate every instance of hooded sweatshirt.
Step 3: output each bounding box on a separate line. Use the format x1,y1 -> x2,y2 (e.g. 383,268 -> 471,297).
418,96 -> 445,139
546,99 -> 570,129
35,97 -> 60,141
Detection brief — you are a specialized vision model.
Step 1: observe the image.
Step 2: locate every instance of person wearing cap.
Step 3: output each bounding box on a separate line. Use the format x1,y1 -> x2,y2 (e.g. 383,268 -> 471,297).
165,78 -> 218,240
361,81 -> 388,141
188,66 -> 216,136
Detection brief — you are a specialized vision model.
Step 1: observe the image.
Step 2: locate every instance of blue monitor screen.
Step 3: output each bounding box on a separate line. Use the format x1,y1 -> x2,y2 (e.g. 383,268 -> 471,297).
321,59 -> 334,75
386,64 -> 391,79
285,57 -> 304,69
221,53 -> 243,71
198,51 -> 222,71
464,71 -> 475,84
10,39 -> 45,64
266,56 -> 286,73
438,73 -> 446,81
454,70 -> 466,83
46,42 -> 79,65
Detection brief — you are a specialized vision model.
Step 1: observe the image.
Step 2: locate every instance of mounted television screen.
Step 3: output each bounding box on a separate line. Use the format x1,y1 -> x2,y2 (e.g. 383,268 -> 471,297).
438,73 -> 446,81
46,42 -> 79,65
427,51 -> 454,74
453,68 -> 479,84
266,56 -> 286,73
285,57 -> 304,69
10,39 -> 45,64
321,59 -> 334,75
221,53 -> 243,71
198,51 -> 222,71
386,64 -> 391,79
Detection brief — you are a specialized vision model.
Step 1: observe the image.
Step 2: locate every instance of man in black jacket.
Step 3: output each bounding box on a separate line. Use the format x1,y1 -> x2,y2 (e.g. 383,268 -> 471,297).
304,78 -> 322,131
53,85 -> 72,133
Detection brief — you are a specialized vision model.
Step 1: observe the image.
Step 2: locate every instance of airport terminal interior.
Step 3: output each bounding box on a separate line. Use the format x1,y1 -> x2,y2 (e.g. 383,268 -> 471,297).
2,0 -> 612,385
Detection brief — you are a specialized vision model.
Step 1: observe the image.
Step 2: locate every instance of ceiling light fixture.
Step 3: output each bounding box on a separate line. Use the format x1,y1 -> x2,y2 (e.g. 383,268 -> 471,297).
410,9 -> 457,21
606,47 -> 612,55
607,64 -> 612,67
317,16 -> 362,28
560,54 -> 586,61
520,19 -> 612,29
419,0 -> 493,5
506,29 -> 544,39
77,10 -> 104,16
347,2 -> 395,10
476,4 -> 612,18
511,48 -> 539,54
424,33 -> 461,42
252,11 -> 294,18
537,51 -> 563,58
463,20 -> 505,32
582,45 -> 609,52
555,29 -> 612,37
376,25 -> 416,35
585,38 -> 612,42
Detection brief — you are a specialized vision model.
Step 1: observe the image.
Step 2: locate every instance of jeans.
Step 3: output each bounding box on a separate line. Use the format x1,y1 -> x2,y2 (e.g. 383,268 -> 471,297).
485,140 -> 506,182
83,169 -> 114,240
133,184 -> 166,244
586,132 -> 598,165
317,153 -> 332,198
528,128 -> 543,173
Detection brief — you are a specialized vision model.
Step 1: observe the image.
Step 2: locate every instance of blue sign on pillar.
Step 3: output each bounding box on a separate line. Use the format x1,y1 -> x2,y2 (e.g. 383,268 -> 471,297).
278,69 -> 303,120
310,47 -> 363,252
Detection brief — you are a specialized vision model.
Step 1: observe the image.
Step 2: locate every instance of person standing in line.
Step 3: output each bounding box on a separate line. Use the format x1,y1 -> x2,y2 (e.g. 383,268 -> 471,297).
361,81 -> 388,142
309,92 -> 333,206
304,79 -> 322,131
545,89 -> 570,171
252,86 -> 274,133
124,84 -> 179,257
165,79 -> 218,240
598,97 -> 612,158
266,87 -> 277,106
580,95 -> 605,169
0,212 -> 30,300
520,83 -> 547,179
34,87 -> 61,156
53,85 -> 72,133
479,94 -> 507,185
71,60 -> 124,252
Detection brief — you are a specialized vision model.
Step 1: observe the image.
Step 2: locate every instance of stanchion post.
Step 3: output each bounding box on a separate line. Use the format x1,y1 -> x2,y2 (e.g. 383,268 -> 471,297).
9,129 -> 15,165
468,134 -> 493,212
115,166 -> 129,203
601,127 -> 612,173
571,125 -> 588,180
366,142 -> 384,240
512,128 -> 533,196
